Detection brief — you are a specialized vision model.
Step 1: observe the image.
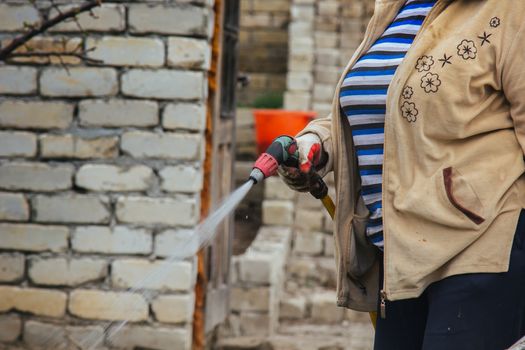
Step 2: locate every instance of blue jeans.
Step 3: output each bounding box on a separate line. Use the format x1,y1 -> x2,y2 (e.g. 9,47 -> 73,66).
374,210 -> 525,350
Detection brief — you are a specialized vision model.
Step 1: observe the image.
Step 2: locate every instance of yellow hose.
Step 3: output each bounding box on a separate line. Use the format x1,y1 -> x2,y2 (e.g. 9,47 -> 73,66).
320,195 -> 378,330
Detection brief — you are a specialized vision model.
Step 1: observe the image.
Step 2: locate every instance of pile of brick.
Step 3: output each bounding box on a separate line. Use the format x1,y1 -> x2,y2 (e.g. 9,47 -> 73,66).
0,1 -> 214,349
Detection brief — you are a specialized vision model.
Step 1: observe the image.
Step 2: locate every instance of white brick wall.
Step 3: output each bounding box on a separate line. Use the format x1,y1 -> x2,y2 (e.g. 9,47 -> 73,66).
0,131 -> 37,158
0,101 -> 73,129
0,162 -> 73,192
0,66 -> 37,95
116,196 -> 199,226
76,164 -> 154,192
0,193 -> 28,222
79,99 -> 158,127
121,69 -> 205,99
39,135 -> 118,159
28,258 -> 108,286
0,4 -> 39,32
33,195 -> 110,224
72,226 -> 152,255
0,224 -> 68,253
40,67 -> 118,97
69,290 -> 148,321
163,103 -> 206,131
121,131 -> 202,160
0,286 -> 67,318
86,36 -> 165,67
49,4 -> 125,32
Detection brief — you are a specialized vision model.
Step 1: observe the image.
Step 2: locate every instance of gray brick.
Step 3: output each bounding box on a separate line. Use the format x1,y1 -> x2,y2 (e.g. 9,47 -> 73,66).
112,259 -> 195,291
109,325 -> 191,350
116,196 -> 198,226
79,99 -> 158,127
154,229 -> 196,258
121,69 -> 204,100
69,290 -> 148,321
0,314 -> 22,342
231,287 -> 270,312
0,162 -> 73,192
0,192 -> 29,221
29,257 -> 107,287
40,134 -> 118,159
0,66 -> 37,94
167,37 -> 210,69
0,254 -> 25,282
76,164 -> 154,192
159,166 -> 203,193
0,101 -> 73,130
0,224 -> 68,253
163,103 -> 206,131
129,4 -> 209,36
23,321 -> 104,350
49,4 -> 125,32
86,36 -> 164,67
40,67 -> 118,97
33,195 -> 110,224
0,286 -> 67,318
0,4 -> 39,32
0,131 -> 37,157
151,294 -> 195,324
72,226 -> 152,255
121,131 -> 202,160
262,200 -> 294,225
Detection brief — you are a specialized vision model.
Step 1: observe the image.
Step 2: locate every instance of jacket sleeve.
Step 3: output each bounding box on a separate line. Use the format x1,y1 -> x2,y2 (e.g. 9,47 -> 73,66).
502,19 -> 525,155
296,114 -> 334,177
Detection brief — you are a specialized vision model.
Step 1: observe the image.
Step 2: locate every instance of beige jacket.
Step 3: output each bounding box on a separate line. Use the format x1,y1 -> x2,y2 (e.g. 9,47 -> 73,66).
299,0 -> 525,312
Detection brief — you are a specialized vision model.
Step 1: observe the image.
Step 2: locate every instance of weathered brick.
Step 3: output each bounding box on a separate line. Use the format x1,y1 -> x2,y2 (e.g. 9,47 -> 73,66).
40,134 -> 118,159
121,131 -> 202,160
253,0 -> 289,12
239,313 -> 270,336
121,69 -> 204,99
40,67 -> 118,97
112,259 -> 195,291
280,295 -> 306,320
154,229 -> 197,258
310,291 -> 344,323
264,176 -> 296,200
29,257 -> 107,286
167,37 -> 210,69
0,224 -> 68,253
69,290 -> 148,321
129,4 -> 209,36
151,294 -> 195,324
0,131 -> 37,157
294,231 -> 325,256
33,195 -> 110,224
313,84 -> 335,103
163,103 -> 206,131
315,66 -> 341,85
289,21 -> 313,37
284,91 -> 311,110
295,209 -> 324,231
0,101 -> 73,129
262,200 -> 294,225
0,314 -> 22,342
0,192 -> 28,221
288,48 -> 314,72
49,4 -> 125,32
3,37 -> 83,64
0,254 -> 25,282
0,4 -> 39,32
23,321 -> 104,350
0,286 -> 67,318
76,164 -> 154,192
116,196 -> 198,226
240,13 -> 271,28
291,5 -> 315,21
319,0 -> 340,16
0,66 -> 37,95
72,226 -> 152,255
0,162 -> 73,192
287,72 -> 313,92
231,287 -> 270,312
238,252 -> 276,285
79,99 -> 158,127
86,36 -> 164,67
108,325 -> 191,350
159,166 -> 203,193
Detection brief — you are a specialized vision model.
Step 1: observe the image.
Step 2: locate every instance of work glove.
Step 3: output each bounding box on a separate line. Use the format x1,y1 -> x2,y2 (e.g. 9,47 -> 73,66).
277,133 -> 325,192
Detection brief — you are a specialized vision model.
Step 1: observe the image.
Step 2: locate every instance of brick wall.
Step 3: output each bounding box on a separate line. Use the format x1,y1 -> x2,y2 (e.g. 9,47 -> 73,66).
0,1 -> 214,349
285,0 -> 375,114
237,0 -> 291,106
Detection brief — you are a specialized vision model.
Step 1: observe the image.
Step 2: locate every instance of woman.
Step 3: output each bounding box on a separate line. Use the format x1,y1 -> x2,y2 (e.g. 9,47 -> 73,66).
279,0 -> 525,348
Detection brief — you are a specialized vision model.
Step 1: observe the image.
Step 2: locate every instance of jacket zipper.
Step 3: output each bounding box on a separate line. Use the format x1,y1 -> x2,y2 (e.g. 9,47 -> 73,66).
380,0 -> 449,319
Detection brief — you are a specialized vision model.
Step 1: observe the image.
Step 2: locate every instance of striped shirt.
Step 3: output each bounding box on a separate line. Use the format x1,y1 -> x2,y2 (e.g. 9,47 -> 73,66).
340,0 -> 437,249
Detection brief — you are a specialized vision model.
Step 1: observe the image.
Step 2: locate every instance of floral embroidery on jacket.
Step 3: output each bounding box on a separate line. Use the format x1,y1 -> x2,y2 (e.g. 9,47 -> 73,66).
401,101 -> 418,123
420,72 -> 441,93
490,17 -> 500,28
415,55 -> 434,72
478,31 -> 492,46
438,53 -> 452,67
402,86 -> 414,99
457,39 -> 477,60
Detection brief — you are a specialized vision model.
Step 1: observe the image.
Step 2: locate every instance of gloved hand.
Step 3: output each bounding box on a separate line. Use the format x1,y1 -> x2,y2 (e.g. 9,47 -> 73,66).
277,133 -> 324,192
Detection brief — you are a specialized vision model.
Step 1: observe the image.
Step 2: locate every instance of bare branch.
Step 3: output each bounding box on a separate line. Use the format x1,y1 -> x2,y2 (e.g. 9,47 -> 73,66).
5,51 -> 103,65
0,0 -> 102,61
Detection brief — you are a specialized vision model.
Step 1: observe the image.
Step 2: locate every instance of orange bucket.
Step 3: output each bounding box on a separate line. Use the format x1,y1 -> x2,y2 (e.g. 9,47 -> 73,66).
253,109 -> 316,154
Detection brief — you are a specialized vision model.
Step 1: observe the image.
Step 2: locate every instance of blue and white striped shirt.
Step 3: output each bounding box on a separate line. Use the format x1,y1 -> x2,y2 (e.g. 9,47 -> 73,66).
340,0 -> 437,249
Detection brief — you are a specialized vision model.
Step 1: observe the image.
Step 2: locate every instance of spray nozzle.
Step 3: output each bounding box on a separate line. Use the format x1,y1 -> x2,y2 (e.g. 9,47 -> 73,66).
249,135 -> 298,184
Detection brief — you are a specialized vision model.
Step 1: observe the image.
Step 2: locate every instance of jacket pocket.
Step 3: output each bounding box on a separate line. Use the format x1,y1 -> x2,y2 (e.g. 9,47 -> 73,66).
442,167 -> 485,225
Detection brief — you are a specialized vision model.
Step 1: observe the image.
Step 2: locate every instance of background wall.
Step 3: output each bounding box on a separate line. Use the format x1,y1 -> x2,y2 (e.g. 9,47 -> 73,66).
0,1 -> 214,349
